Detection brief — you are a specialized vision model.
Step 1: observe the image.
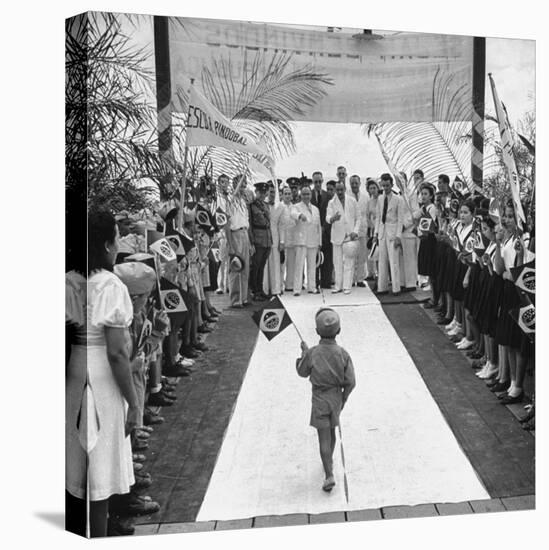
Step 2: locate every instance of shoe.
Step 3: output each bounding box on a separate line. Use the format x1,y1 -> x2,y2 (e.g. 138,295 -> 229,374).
132,439 -> 149,452
485,378 -> 500,388
449,334 -> 463,343
322,476 -> 336,492
375,290 -> 388,295
436,317 -> 453,325
242,301 -> 251,307
180,346 -> 200,358
499,392 -> 524,405
135,429 -> 150,440
197,324 -> 213,333
331,289 -> 342,294
457,338 -> 475,350
392,291 -> 401,297
357,281 -> 366,287
211,308 -> 222,315
108,515 -> 135,536
343,290 -> 351,295
253,293 -> 267,302
205,316 -> 218,323
193,341 -> 209,352
160,388 -> 177,399
143,410 -> 164,425
293,292 -> 301,296
477,364 -> 498,379
215,288 -> 224,294
133,474 -> 152,490
175,357 -> 195,368
133,462 -> 143,472
147,392 -> 174,407
365,276 -> 375,281
230,303 -> 243,309
471,358 -> 486,370
126,495 -> 161,516
522,419 -> 535,431
308,290 -> 320,294
447,324 -> 462,337
519,409 -> 536,423
467,350 -> 484,359
132,453 -> 146,463
162,365 -> 191,378
423,301 -> 436,309
444,319 -> 457,331
139,425 -> 153,434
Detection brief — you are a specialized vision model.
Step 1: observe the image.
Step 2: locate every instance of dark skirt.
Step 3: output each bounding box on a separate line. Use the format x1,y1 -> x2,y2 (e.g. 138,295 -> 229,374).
440,245 -> 457,294
463,263 -> 481,311
418,233 -> 437,277
495,279 -> 522,349
478,272 -> 504,337
451,257 -> 468,302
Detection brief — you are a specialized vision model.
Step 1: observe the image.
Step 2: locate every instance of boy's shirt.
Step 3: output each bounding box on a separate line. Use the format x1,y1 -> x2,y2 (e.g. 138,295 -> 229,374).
297,338 -> 356,394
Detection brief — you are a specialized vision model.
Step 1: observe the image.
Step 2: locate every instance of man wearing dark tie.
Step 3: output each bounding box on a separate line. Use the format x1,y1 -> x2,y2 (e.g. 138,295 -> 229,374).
374,173 -> 404,296
311,171 -> 327,209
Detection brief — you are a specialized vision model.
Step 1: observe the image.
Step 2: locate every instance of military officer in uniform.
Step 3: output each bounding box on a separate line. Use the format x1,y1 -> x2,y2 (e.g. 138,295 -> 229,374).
249,181 -> 273,301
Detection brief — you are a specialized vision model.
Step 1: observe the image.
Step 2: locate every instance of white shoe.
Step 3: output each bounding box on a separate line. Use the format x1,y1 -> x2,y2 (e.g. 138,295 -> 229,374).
478,363 -> 498,379
447,324 -> 462,336
179,358 -> 195,367
343,289 -> 351,295
293,292 -> 301,297
331,288 -> 342,294
457,338 -> 475,350
455,337 -> 468,348
445,319 -> 457,332
215,289 -> 223,294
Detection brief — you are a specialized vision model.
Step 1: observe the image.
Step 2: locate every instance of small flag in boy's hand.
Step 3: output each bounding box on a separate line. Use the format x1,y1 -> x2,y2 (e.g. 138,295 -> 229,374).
509,294 -> 535,340
252,296 -> 292,341
510,259 -> 535,295
150,238 -> 177,262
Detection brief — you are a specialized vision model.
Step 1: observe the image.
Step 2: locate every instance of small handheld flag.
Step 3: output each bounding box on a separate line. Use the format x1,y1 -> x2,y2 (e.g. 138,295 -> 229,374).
510,260 -> 535,295
150,238 -> 177,262
509,294 -> 535,340
251,296 -> 292,342
196,204 -> 214,230
215,208 -> 228,228
368,239 -> 378,259
418,216 -> 436,234
159,277 -> 188,315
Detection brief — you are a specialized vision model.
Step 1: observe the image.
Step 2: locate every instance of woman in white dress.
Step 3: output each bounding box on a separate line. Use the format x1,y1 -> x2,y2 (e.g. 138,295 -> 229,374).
66,210 -> 139,537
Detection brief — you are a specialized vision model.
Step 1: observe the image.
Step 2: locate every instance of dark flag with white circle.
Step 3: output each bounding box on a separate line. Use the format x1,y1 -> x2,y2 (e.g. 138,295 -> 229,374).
215,207 -> 228,229
196,204 -> 214,230
510,259 -> 535,296
159,278 -> 187,321
509,294 -> 535,341
251,296 -> 292,342
418,216 -> 436,235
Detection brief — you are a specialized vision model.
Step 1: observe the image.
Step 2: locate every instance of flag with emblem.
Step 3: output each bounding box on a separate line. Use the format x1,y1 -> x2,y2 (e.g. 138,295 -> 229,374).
509,294 -> 535,340
418,216 -> 436,235
451,176 -> 465,198
196,203 -> 214,230
165,226 -> 196,254
165,233 -> 186,261
215,207 -> 228,229
251,296 -> 293,342
511,260 -> 535,295
159,277 -> 187,317
473,230 -> 491,258
149,237 -> 177,262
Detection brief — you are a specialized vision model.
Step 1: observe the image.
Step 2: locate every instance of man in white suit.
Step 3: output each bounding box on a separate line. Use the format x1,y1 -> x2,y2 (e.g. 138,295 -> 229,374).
399,176 -> 421,291
290,186 -> 322,295
348,174 -> 369,286
374,173 -> 405,296
263,182 -> 285,296
326,181 -> 360,294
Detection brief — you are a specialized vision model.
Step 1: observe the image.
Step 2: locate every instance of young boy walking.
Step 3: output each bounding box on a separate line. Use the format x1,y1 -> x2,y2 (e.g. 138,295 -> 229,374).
296,308 -> 356,492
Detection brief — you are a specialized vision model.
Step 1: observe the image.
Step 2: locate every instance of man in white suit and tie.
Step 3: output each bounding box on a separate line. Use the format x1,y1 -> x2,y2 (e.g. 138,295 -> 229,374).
374,173 -> 405,296
290,186 -> 322,295
326,181 -> 360,294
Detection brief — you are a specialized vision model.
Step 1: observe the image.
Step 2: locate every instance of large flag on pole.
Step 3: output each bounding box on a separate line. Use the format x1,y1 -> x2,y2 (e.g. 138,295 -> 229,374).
488,74 -> 526,229
251,296 -> 293,341
186,87 -> 270,157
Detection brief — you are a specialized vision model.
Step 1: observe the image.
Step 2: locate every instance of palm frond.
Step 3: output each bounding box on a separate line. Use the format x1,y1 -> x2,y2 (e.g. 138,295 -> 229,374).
172,51 -> 333,183
365,70 -> 476,192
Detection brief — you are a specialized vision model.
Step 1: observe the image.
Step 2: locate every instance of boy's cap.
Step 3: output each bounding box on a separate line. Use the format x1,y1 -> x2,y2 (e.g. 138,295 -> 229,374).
114,262 -> 156,295
315,307 -> 340,338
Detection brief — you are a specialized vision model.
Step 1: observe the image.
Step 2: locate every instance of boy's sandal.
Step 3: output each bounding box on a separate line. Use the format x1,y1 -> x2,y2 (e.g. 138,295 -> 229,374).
322,476 -> 336,492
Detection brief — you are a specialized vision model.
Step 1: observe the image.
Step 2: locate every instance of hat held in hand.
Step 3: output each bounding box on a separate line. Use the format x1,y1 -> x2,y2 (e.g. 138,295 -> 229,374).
315,307 -> 340,338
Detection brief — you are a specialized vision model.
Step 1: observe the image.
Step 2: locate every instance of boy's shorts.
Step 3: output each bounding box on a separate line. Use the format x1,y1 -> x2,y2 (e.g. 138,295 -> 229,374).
310,390 -> 341,429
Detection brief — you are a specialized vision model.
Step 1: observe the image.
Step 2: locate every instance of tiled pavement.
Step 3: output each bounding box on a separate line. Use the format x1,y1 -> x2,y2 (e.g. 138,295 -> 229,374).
134,495 -> 535,535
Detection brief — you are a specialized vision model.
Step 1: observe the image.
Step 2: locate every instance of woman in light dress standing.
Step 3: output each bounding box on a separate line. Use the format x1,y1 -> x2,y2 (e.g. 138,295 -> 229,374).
279,186 -> 297,292
66,210 -> 139,537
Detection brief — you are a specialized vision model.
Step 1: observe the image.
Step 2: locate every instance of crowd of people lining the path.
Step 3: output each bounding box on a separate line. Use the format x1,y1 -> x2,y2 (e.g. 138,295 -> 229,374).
65,165 -> 535,537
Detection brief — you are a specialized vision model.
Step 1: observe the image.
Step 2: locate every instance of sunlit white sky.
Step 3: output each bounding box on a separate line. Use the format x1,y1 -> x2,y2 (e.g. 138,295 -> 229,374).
129,18 -> 535,183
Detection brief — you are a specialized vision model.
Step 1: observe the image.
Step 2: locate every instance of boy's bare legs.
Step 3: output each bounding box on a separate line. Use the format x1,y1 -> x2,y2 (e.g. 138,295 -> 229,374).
317,428 -> 336,491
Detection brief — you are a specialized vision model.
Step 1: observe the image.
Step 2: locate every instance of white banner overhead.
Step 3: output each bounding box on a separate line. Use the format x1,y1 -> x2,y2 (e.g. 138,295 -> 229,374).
186,86 -> 270,156
168,18 -> 475,123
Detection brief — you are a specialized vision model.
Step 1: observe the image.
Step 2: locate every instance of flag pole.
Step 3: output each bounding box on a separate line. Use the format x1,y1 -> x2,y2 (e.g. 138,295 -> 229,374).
178,78 -> 195,232
338,424 -> 350,504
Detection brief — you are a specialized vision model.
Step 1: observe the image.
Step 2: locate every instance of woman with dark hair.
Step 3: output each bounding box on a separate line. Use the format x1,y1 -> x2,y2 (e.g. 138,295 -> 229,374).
492,200 -> 529,404
365,179 -> 380,281
66,209 -> 139,537
444,200 -> 475,344
417,184 -> 438,307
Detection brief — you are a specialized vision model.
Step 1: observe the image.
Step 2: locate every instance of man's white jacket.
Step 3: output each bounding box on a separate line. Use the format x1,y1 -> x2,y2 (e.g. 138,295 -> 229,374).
290,201 -> 322,248
326,195 -> 360,245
